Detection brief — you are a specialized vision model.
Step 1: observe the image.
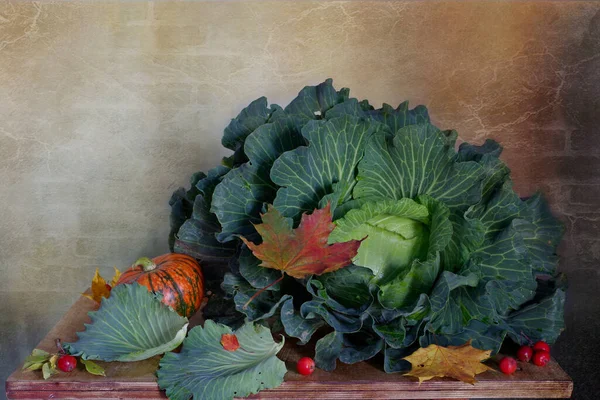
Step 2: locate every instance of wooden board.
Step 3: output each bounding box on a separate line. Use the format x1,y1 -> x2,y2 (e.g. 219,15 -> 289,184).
6,295 -> 573,400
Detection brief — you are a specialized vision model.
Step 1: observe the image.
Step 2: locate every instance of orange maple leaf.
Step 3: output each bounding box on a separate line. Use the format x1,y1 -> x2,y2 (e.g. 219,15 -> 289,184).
220,334 -> 240,352
403,341 -> 493,384
240,203 -> 362,279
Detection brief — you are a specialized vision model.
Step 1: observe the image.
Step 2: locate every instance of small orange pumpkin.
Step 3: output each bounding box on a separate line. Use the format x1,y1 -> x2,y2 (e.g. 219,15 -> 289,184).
116,253 -> 204,318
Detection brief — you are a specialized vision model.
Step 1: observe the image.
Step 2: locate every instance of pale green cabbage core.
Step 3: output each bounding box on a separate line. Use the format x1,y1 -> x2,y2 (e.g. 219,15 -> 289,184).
329,198 -> 432,284
349,214 -> 429,281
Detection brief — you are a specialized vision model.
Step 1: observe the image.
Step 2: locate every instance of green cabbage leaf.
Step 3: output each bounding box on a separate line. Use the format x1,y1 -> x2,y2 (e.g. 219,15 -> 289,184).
65,284 -> 189,362
157,321 -> 286,400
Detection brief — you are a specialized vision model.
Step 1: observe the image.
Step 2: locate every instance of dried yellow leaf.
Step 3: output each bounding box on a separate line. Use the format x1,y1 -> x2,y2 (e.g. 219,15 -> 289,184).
110,267 -> 122,287
82,268 -> 111,303
403,340 -> 493,384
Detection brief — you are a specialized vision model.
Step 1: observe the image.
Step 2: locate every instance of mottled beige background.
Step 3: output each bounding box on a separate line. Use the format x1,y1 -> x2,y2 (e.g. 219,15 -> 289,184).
2,1 -> 599,398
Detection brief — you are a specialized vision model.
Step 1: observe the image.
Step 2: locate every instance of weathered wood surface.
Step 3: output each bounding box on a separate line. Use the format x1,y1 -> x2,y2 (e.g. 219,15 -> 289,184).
6,295 -> 573,399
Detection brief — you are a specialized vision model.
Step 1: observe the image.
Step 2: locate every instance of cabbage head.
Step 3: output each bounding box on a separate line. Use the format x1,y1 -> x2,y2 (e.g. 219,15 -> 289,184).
169,80 -> 565,372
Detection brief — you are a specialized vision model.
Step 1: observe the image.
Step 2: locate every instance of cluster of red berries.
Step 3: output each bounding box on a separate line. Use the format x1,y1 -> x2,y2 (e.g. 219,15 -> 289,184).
499,341 -> 551,375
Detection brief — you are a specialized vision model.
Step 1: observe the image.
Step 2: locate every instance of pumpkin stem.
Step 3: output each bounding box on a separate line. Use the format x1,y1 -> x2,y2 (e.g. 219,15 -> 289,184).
243,274 -> 284,309
135,257 -> 157,272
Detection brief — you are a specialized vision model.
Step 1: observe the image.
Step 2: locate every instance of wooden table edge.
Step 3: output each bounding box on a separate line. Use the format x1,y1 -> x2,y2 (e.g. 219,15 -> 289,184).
5,375 -> 574,399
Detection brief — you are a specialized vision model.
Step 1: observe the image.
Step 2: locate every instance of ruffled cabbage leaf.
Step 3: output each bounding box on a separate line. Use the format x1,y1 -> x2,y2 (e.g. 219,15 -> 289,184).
157,320 -> 286,400
65,284 -> 188,362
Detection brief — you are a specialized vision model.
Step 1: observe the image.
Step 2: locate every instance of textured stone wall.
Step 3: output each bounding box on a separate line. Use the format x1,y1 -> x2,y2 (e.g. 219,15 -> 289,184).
1,1 -> 599,398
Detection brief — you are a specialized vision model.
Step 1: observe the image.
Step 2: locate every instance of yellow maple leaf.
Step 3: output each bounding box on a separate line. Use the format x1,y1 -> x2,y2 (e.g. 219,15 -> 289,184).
110,267 -> 122,287
82,268 -> 112,303
403,341 -> 493,384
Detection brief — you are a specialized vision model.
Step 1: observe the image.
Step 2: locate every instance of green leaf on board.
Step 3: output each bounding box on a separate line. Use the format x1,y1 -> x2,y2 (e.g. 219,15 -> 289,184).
42,362 -> 57,380
81,359 -> 106,376
64,283 -> 189,362
158,320 -> 286,400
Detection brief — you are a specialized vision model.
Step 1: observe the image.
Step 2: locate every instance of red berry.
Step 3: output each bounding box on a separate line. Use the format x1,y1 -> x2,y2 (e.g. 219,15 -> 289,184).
532,341 -> 550,354
532,350 -> 551,367
517,345 -> 533,362
57,355 -> 77,372
499,356 -> 517,375
296,357 -> 315,376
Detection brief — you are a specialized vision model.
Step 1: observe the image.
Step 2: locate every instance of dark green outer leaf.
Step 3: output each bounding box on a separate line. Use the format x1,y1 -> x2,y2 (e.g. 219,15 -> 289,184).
314,331 -> 343,371
365,102 -> 430,134
196,166 -> 232,200
457,139 -> 508,201
458,138 -> 502,160
372,315 -> 406,348
169,166 -> 228,252
234,291 -> 291,322
65,284 -> 189,362
428,271 -> 481,334
325,99 -> 430,137
370,292 -> 430,349
340,332 -> 384,364
212,163 -> 277,242
172,166 -> 237,262
222,97 -> 279,153
440,141 -> 509,269
283,78 -> 349,126
384,345 -> 413,373
519,193 -> 564,275
430,216 -> 541,337
203,289 -> 245,330
465,219 -> 537,313
441,209 -> 485,272
222,272 -> 247,296
222,272 -> 291,322
169,187 -> 194,252
300,300 -> 364,333
238,247 -> 282,291
212,115 -> 305,242
466,180 -> 524,241
314,329 -> 384,370
272,115 -> 380,220
281,298 -> 325,345
354,124 -> 484,210
324,98 -> 369,119
307,265 -> 374,313
244,114 -> 307,168
158,321 -> 286,400
417,195 -> 453,257
420,319 -> 507,355
174,196 -> 237,262
507,288 -> 565,345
